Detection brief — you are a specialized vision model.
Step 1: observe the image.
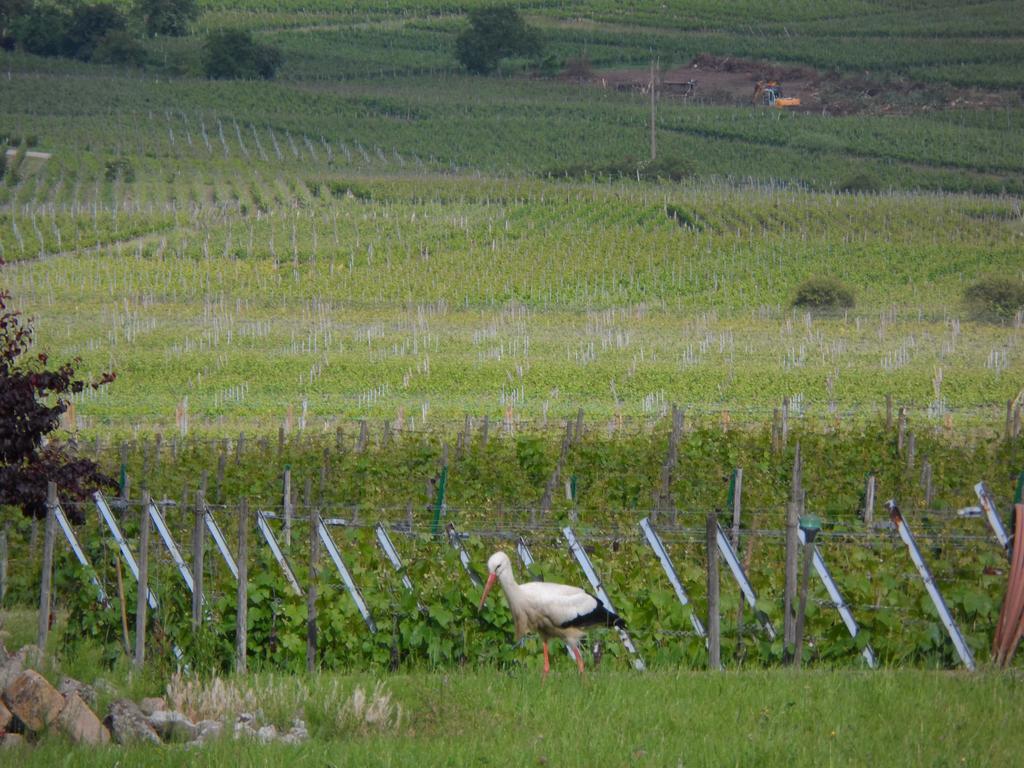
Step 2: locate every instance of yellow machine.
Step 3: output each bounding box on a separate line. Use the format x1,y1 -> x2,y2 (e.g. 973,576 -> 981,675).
752,80 -> 801,108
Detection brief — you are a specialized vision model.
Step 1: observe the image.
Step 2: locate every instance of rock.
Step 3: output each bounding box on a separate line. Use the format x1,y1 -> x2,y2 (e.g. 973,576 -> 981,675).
0,733 -> 27,749
103,699 -> 160,745
58,677 -> 96,708
138,697 -> 166,716
56,692 -> 109,745
194,720 -> 223,743
256,724 -> 278,743
279,717 -> 308,744
148,710 -> 197,742
0,654 -> 23,693
0,699 -> 11,730
233,712 -> 258,740
14,646 -> 44,670
2,670 -> 64,732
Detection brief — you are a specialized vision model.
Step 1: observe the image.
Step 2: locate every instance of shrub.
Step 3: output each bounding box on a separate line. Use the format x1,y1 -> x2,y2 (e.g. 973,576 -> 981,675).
91,30 -> 147,66
838,171 -> 882,193
12,4 -> 69,57
963,276 -> 1024,321
104,157 -> 135,182
134,0 -> 198,37
792,277 -> 855,310
64,3 -> 127,61
455,6 -> 541,75
203,29 -> 282,80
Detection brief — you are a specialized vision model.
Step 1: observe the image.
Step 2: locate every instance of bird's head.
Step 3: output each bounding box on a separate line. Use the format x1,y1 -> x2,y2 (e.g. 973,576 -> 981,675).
479,551 -> 511,609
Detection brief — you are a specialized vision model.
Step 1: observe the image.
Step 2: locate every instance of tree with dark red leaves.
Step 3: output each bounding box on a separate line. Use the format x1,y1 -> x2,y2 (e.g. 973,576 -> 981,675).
0,265 -> 116,522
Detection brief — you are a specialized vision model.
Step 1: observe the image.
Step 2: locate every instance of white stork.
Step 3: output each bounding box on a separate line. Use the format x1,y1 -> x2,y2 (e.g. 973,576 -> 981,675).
478,551 -> 625,675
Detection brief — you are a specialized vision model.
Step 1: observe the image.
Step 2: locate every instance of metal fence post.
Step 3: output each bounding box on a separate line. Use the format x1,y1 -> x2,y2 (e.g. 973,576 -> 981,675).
37,482 -> 57,651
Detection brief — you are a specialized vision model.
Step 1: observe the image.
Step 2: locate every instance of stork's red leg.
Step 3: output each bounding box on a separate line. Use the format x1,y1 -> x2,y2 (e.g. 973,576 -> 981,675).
542,639 -> 551,675
571,645 -> 585,674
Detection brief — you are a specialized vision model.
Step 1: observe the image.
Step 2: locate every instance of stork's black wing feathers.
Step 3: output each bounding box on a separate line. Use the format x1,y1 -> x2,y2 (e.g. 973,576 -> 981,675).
558,591 -> 627,629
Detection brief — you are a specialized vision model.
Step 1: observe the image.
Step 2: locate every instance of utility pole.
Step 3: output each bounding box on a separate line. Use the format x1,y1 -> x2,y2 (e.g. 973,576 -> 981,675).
649,59 -> 658,161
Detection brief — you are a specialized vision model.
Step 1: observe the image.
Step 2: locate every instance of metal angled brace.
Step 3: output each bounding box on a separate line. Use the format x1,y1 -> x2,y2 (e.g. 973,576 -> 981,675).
974,482 -> 1011,556
562,526 -> 646,671
54,502 -> 109,608
255,509 -> 303,596
886,500 -> 975,671
375,522 -> 415,592
145,500 -> 198,597
639,517 -> 706,639
95,492 -> 158,611
797,527 -> 876,668
94,492 -> 183,661
446,522 -> 482,587
317,518 -> 377,632
203,503 -> 239,580
714,522 -> 777,641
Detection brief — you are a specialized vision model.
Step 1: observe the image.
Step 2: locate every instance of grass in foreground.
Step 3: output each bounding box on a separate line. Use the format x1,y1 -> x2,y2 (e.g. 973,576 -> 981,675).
4,665 -> 1022,767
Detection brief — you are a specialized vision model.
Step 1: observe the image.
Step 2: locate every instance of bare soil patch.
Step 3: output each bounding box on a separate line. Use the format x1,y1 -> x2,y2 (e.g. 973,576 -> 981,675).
562,54 -> 1013,116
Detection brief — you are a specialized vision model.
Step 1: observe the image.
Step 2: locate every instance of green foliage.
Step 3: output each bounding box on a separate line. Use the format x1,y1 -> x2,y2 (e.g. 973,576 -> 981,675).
838,171 -> 883,193
792,276 -> 855,310
549,156 -> 695,182
92,30 -> 147,66
203,29 -> 282,80
103,156 -> 135,181
963,276 -> 1024,321
64,3 -> 127,61
134,0 -> 198,37
11,3 -> 68,57
455,6 -> 542,75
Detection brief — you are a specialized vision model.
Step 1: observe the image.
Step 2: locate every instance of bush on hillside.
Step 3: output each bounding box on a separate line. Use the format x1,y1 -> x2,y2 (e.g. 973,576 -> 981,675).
203,29 -> 282,80
963,276 -> 1024,321
92,30 -> 148,66
134,0 -> 198,37
64,3 -> 126,61
455,6 -> 542,74
792,277 -> 855,310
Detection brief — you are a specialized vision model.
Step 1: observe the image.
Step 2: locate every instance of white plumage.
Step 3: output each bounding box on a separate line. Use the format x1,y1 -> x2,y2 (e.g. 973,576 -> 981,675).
478,551 -> 624,674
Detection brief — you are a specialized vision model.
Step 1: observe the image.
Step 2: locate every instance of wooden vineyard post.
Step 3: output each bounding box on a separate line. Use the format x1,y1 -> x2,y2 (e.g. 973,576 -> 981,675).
0,520 -> 8,604
783,444 -> 802,662
793,523 -> 815,669
706,510 -> 721,670
236,499 -> 248,673
864,475 -> 876,526
283,465 -> 293,548
192,491 -> 206,631
37,482 -> 57,651
307,503 -> 319,673
135,491 -> 151,667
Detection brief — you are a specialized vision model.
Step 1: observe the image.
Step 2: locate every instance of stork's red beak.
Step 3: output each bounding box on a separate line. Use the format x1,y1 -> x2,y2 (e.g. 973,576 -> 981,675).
479,572 -> 497,609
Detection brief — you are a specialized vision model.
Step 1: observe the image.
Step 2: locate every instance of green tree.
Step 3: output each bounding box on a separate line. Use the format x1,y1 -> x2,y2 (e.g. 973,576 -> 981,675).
134,0 -> 197,37
203,28 -> 282,80
92,29 -> 147,66
455,6 -> 541,75
0,0 -> 30,50
11,3 -> 69,57
64,3 -> 126,61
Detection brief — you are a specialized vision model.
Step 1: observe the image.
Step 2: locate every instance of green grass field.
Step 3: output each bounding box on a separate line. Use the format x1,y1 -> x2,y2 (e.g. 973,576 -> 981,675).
4,603 -> 1023,766
4,664 -> 1023,767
